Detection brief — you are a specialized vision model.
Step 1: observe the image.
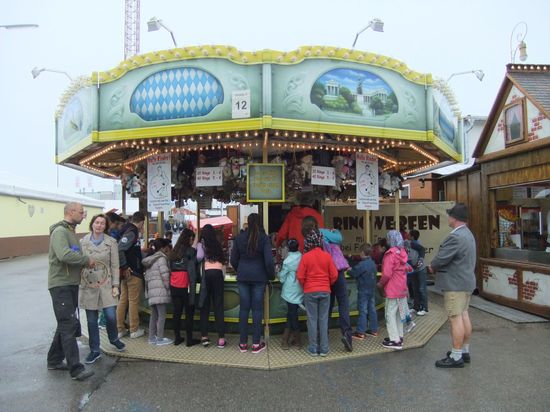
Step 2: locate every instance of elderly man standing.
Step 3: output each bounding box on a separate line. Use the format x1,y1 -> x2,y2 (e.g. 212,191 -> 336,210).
47,202 -> 96,381
429,203 -> 476,368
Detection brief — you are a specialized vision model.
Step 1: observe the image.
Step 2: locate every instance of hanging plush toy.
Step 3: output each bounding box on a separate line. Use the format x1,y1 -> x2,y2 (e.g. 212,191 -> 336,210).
331,155 -> 346,191
300,154 -> 313,182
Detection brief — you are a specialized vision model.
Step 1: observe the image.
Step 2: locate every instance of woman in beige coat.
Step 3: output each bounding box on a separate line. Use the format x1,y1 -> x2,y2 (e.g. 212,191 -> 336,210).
79,214 -> 126,364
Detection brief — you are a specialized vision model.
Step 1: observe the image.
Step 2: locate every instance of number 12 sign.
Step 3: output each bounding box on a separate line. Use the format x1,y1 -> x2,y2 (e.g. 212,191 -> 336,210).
232,89 -> 250,119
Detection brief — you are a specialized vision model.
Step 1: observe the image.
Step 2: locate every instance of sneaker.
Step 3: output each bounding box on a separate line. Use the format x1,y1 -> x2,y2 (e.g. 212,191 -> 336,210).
365,330 -> 379,337
409,308 -> 416,314
47,361 -> 68,371
320,352 -> 328,357
341,336 -> 353,352
308,350 -> 319,357
417,310 -> 427,316
384,336 -> 403,344
148,336 -> 157,345
435,356 -> 464,368
252,342 -> 266,354
217,338 -> 226,349
129,329 -> 144,339
352,332 -> 366,340
98,324 -> 106,330
186,338 -> 201,347
382,340 -> 403,350
447,351 -> 471,363
201,337 -> 210,347
84,352 -> 101,364
71,369 -> 94,381
111,340 -> 126,352
155,337 -> 173,346
117,329 -> 128,339
405,321 -> 416,333
239,343 -> 248,353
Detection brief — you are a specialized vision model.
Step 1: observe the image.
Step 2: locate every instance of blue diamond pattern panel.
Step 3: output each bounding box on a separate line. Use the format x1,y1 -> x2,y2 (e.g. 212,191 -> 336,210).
130,67 -> 224,121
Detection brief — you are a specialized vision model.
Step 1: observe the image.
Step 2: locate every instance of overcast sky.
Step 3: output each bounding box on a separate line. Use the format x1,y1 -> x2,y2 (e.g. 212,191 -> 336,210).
1,0 -> 549,193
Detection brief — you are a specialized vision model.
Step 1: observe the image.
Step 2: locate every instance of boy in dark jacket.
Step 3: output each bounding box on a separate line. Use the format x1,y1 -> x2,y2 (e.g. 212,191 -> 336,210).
349,244 -> 379,338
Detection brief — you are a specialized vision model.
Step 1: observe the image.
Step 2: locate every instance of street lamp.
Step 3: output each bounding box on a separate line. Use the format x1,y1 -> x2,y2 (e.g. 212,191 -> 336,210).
0,24 -> 39,30
447,70 -> 485,83
351,18 -> 384,49
147,17 -> 178,48
31,67 -> 72,81
510,21 -> 528,63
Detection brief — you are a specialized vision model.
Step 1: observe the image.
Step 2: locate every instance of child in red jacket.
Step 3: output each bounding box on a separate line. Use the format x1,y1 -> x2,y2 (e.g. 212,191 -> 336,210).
297,228 -> 338,356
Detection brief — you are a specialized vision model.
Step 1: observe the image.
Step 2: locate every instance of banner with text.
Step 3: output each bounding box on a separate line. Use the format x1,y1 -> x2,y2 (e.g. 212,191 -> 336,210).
147,154 -> 172,212
356,153 -> 379,210
324,202 -> 455,263
196,167 -> 223,187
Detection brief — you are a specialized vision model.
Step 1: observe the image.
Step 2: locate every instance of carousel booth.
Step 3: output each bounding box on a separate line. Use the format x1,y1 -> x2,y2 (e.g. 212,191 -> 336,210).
55,45 -> 463,333
445,64 -> 550,318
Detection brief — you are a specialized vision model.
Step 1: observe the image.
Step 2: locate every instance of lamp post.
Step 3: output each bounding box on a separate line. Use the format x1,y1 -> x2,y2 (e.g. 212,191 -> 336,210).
31,67 -> 73,188
0,24 -> 39,30
510,22 -> 528,63
31,67 -> 73,81
351,18 -> 384,49
446,70 -> 485,83
147,17 -> 178,48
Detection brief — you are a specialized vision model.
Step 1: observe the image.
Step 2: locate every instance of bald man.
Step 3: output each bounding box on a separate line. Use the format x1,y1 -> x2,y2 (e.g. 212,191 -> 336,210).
47,202 -> 96,381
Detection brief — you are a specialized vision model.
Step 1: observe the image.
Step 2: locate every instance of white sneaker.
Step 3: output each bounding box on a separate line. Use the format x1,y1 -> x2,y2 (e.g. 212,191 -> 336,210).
405,321 -> 416,334
148,336 -> 157,345
130,329 -> 145,339
155,337 -> 173,346
118,329 -> 128,339
417,310 -> 427,316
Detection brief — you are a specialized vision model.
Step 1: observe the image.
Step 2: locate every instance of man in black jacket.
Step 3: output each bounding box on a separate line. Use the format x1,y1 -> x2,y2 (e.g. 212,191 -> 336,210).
116,211 -> 146,339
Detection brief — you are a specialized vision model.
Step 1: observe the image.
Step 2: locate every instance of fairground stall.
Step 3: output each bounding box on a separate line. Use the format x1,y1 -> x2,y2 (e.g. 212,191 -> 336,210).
54,45 -> 464,332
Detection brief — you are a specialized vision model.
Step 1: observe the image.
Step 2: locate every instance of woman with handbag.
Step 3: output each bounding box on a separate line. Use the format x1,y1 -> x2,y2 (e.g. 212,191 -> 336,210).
196,224 -> 227,348
170,228 -> 200,346
231,213 -> 275,354
79,214 -> 126,364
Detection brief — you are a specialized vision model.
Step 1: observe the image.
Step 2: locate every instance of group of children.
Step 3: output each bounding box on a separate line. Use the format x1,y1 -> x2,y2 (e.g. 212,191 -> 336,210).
279,223 -> 417,355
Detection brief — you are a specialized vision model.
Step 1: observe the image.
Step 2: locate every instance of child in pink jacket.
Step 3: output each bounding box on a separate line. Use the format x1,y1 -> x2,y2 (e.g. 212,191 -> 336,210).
377,230 -> 410,350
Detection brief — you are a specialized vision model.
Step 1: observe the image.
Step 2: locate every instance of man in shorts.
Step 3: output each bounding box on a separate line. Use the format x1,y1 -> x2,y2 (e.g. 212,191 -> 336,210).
429,203 -> 476,368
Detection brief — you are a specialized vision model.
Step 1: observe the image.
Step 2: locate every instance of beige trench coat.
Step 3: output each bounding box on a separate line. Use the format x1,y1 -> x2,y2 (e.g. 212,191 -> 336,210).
79,233 -> 120,310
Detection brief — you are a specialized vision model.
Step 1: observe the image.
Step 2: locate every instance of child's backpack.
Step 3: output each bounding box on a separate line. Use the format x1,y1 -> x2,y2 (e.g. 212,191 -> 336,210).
323,241 -> 350,271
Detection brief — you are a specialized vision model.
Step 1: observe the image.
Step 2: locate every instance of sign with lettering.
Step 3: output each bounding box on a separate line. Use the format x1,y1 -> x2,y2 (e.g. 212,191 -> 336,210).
324,202 -> 455,264
195,167 -> 223,187
232,89 -> 251,119
147,153 -> 172,212
311,166 -> 336,186
356,153 -> 379,210
247,163 -> 285,202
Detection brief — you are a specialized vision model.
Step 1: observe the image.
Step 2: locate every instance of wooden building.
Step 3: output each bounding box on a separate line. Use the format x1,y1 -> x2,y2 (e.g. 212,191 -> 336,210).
444,64 -> 550,318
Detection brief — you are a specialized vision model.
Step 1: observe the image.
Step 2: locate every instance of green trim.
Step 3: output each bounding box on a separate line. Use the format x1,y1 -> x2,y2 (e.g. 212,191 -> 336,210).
271,118 -> 430,140
95,119 -> 264,142
56,134 -> 94,163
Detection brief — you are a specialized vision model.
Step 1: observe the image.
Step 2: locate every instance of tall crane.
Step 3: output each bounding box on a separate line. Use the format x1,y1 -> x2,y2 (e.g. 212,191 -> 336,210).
124,0 -> 140,59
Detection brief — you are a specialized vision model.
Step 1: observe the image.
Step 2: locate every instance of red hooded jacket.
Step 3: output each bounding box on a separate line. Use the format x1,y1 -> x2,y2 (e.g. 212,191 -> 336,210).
276,206 -> 324,252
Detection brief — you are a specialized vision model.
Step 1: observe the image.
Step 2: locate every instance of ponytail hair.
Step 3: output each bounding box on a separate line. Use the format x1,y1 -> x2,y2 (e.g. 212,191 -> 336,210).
247,213 -> 260,256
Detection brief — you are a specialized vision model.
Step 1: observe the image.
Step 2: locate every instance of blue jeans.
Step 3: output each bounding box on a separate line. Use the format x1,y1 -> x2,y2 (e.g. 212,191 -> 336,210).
304,292 -> 330,354
238,281 -> 265,345
328,271 -> 352,341
356,292 -> 378,333
86,306 -> 118,353
416,268 -> 429,311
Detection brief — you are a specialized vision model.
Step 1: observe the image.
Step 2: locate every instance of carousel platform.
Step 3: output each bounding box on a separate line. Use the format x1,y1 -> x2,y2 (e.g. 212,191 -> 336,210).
82,301 -> 447,370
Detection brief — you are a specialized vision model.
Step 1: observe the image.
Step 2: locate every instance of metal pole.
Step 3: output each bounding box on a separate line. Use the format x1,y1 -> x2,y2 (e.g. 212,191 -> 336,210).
262,131 -> 270,340
158,211 -> 164,238
364,210 -> 371,245
394,191 -> 400,231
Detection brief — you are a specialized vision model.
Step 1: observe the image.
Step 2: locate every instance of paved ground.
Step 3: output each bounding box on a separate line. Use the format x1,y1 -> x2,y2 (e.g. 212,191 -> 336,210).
1,254 -> 550,412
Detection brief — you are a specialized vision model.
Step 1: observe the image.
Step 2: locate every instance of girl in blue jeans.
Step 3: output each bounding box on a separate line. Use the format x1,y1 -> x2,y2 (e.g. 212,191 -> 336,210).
231,213 -> 275,354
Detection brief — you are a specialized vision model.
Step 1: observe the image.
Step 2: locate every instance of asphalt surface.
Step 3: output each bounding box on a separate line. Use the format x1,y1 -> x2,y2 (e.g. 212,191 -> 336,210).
1,254 -> 549,412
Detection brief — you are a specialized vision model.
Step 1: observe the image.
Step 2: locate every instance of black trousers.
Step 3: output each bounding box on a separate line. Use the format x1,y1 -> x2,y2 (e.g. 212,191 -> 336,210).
47,285 -> 84,377
328,271 -> 352,341
199,269 -> 225,338
171,287 -> 195,341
